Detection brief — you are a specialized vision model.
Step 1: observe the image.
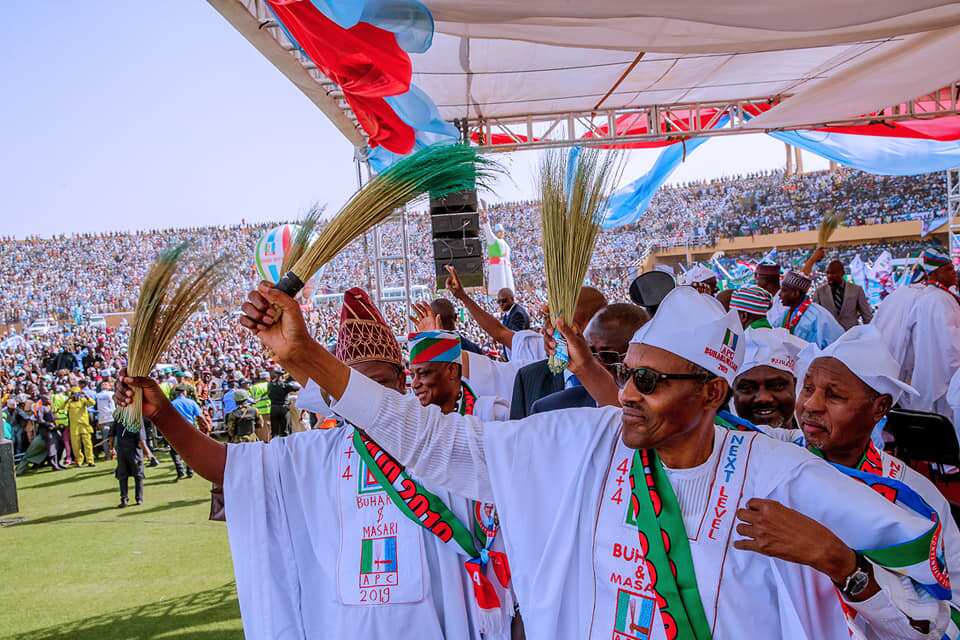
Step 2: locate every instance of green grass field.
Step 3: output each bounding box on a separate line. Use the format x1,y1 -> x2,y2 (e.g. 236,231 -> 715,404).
0,455 -> 243,639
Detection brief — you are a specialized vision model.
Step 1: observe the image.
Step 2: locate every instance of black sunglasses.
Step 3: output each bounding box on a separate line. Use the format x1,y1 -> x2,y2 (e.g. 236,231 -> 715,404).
614,365 -> 714,393
593,350 -> 626,367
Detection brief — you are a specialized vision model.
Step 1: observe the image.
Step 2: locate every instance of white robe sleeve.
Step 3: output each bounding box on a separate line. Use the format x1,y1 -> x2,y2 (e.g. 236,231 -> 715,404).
758,449 -> 949,638
296,379 -> 331,415
510,329 -> 546,366
464,351 -> 523,403
329,370 -> 495,502
224,442 -> 306,640
482,221 -> 497,247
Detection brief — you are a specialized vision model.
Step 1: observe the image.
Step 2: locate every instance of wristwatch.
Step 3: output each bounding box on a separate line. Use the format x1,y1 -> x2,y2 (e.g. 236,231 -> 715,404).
838,552 -> 871,599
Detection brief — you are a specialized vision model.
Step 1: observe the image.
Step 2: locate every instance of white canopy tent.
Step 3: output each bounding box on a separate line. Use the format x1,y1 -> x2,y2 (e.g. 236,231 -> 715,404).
207,0 -> 960,301
209,0 -> 960,150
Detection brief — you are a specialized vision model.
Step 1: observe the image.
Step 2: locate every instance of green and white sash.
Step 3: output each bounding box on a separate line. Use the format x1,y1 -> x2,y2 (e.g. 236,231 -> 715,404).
341,382 -> 512,632
590,430 -> 755,640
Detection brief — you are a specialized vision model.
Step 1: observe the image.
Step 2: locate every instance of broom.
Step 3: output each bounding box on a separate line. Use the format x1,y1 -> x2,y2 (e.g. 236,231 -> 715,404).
274,144 -> 500,298
280,203 -> 325,277
119,242 -> 233,431
540,147 -> 623,373
816,208 -> 844,247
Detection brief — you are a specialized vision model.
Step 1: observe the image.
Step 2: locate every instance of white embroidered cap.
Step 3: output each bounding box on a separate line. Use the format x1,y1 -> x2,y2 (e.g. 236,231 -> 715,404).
740,328 -> 807,378
800,325 -> 917,404
680,264 -> 716,286
630,286 -> 745,384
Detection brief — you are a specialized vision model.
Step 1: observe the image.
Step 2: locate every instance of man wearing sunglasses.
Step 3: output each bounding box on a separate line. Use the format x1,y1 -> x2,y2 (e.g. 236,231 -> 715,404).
531,303 -> 648,414
495,288 -> 530,334
239,283 -> 950,640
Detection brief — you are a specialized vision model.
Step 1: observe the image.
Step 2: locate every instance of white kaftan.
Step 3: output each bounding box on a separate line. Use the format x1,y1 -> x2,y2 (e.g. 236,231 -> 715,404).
330,370 -> 951,640
873,284 -> 925,368
874,285 -> 960,423
224,385 -> 511,640
463,329 -> 545,406
773,300 -> 845,348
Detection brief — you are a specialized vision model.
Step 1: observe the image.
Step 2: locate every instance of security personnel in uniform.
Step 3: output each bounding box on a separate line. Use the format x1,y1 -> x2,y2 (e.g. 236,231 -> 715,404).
51,385 -> 71,464
114,424 -> 145,507
267,369 -> 301,438
225,390 -> 258,444
249,371 -> 271,442
65,386 -> 96,466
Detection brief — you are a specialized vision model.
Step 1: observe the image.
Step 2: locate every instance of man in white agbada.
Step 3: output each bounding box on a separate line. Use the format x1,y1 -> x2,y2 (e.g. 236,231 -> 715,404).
483,221 -> 515,296
744,324 -> 960,632
241,283 -> 953,640
115,288 -> 515,640
873,248 -> 960,425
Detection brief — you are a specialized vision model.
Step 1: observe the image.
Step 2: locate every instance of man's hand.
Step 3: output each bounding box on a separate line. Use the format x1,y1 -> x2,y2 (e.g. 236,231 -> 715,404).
445,265 -> 466,301
734,498 -> 857,584
409,301 -> 439,332
115,369 -> 171,422
239,282 -> 313,364
554,318 -> 591,374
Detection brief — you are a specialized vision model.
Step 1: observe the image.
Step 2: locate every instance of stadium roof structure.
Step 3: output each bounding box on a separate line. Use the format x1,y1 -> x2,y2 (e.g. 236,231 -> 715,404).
210,0 -> 960,153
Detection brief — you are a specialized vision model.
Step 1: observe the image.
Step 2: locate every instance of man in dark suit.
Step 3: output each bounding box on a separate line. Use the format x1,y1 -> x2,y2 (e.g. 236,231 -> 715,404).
497,288 -> 530,332
812,260 -> 873,330
523,303 -> 650,416
511,359 -> 564,419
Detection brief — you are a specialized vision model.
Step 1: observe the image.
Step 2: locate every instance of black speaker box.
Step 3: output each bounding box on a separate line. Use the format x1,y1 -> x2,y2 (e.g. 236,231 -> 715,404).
431,212 -> 480,236
0,441 -> 18,516
430,190 -> 478,215
435,257 -> 484,289
429,189 -> 484,291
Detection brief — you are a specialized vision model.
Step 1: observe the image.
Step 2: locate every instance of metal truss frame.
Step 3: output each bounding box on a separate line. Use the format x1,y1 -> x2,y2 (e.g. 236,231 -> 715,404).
949,168 -> 960,260
462,85 -> 960,153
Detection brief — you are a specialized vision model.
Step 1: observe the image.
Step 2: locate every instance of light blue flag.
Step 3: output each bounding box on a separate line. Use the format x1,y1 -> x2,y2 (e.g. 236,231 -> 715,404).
602,116 -> 729,229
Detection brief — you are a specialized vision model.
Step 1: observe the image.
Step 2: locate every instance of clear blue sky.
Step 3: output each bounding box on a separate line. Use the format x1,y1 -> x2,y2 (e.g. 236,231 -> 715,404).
0,1 -> 826,238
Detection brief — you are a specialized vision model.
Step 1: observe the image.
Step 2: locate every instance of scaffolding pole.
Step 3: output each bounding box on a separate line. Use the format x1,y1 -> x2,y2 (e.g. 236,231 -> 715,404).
949,168 -> 960,261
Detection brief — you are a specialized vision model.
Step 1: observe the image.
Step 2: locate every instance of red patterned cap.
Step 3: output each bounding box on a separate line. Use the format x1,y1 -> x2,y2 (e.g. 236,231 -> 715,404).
336,288 -> 402,367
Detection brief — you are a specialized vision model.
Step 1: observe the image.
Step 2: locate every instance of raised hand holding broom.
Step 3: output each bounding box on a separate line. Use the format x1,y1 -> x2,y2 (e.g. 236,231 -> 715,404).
117,242 -> 233,431
273,144 -> 500,300
539,147 -> 623,372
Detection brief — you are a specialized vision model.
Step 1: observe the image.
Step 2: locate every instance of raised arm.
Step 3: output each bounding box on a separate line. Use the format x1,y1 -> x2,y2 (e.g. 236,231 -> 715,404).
115,372 -> 226,484
444,265 -> 515,349
554,318 -> 622,408
240,283 -> 495,501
